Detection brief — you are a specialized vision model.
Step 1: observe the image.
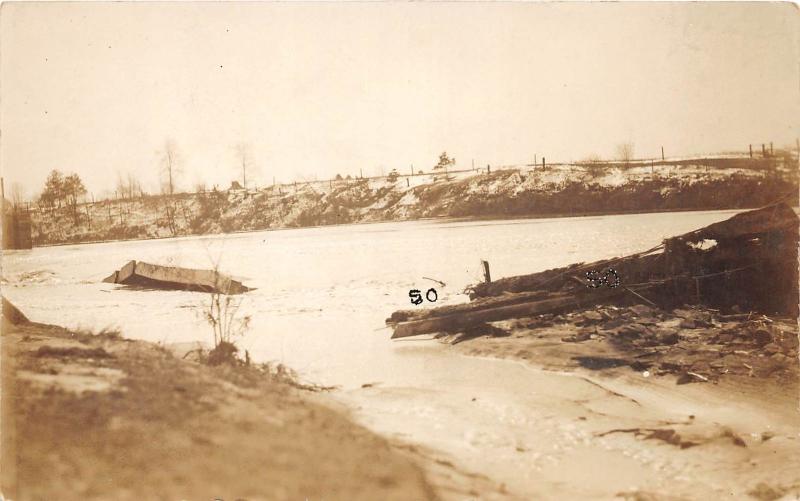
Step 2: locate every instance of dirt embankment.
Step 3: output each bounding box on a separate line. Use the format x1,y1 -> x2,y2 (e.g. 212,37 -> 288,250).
29,164 -> 798,246
1,320 -> 438,501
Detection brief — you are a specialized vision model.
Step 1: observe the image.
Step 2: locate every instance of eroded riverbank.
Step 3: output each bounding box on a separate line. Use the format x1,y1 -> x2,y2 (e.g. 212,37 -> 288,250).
1,318 -> 440,500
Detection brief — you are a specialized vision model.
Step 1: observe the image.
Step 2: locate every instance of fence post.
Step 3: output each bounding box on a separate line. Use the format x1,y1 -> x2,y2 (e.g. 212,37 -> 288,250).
661,146 -> 665,161
481,260 -> 491,283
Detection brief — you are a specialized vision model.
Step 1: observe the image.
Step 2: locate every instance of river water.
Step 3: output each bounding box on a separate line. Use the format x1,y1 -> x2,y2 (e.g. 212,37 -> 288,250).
2,209 -> 741,386
3,209 -> 759,499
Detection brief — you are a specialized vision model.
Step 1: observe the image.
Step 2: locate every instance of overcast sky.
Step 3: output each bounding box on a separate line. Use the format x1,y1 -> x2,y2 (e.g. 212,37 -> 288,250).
2,2 -> 798,199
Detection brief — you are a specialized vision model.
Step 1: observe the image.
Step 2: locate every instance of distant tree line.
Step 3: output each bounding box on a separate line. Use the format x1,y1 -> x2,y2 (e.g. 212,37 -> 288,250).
116,172 -> 145,200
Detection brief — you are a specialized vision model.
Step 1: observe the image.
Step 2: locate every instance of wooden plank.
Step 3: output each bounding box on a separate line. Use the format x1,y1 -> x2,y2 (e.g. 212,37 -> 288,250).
387,290 -> 560,325
391,289 -> 627,339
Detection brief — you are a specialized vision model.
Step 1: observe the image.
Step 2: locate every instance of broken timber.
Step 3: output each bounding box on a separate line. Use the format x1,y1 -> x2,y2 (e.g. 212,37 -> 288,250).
390,286 -> 633,339
102,260 -> 251,294
387,203 -> 799,340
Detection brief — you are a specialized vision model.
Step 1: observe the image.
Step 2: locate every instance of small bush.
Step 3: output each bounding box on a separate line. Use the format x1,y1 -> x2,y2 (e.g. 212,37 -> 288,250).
206,341 -> 239,366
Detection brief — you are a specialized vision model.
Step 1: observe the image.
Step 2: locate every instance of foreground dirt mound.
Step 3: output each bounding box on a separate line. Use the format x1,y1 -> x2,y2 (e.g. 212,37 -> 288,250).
1,322 -> 437,501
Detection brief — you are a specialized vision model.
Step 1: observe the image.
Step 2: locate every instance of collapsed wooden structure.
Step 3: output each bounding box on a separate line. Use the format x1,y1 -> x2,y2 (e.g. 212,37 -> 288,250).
102,260 -> 251,294
387,203 -> 799,339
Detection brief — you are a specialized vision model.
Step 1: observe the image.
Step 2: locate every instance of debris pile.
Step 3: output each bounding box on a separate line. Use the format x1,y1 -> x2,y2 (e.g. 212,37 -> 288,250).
556,305 -> 798,383
386,203 -> 799,384
387,203 -> 798,339
468,202 -> 798,316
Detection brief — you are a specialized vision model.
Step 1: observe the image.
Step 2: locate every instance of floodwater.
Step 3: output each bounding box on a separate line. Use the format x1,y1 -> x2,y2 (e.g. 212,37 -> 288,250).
8,209 -> 790,499
1,209 -> 742,385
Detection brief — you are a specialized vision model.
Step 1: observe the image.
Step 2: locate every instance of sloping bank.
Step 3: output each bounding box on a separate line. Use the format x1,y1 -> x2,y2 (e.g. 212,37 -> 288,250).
29,165 -> 798,246
0,303 -> 437,501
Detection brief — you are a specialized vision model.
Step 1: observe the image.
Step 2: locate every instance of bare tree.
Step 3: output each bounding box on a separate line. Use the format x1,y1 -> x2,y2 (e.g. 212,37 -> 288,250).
160,139 -> 181,195
235,142 -> 258,190
157,140 -> 182,235
10,182 -> 24,208
115,173 -> 126,200
234,143 -> 251,190
129,172 -> 143,198
616,142 -> 635,165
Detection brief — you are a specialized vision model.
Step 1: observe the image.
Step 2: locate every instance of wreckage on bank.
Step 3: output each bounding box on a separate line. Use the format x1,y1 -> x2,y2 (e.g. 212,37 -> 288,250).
387,203 -> 799,339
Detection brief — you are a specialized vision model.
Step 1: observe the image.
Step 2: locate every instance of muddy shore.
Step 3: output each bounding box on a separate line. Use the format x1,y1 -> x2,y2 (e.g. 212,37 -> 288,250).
444,305 -> 798,387
434,304 -> 800,499
1,319 -> 439,501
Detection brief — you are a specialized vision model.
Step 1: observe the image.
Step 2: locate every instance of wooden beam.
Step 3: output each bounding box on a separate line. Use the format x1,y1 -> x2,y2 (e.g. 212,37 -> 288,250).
391,289 -> 627,339
387,290 -> 559,325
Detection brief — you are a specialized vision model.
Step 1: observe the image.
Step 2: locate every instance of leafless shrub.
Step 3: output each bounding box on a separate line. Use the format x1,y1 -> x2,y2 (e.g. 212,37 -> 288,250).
116,171 -> 143,200
580,154 -> 608,177
199,252 -> 252,366
616,142 -> 635,166
71,325 -> 123,341
258,361 -> 337,391
205,290 -> 251,349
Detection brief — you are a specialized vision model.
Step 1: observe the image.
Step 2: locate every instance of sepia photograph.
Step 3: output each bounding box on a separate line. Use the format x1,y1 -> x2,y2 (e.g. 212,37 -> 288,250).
1,2 -> 799,500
